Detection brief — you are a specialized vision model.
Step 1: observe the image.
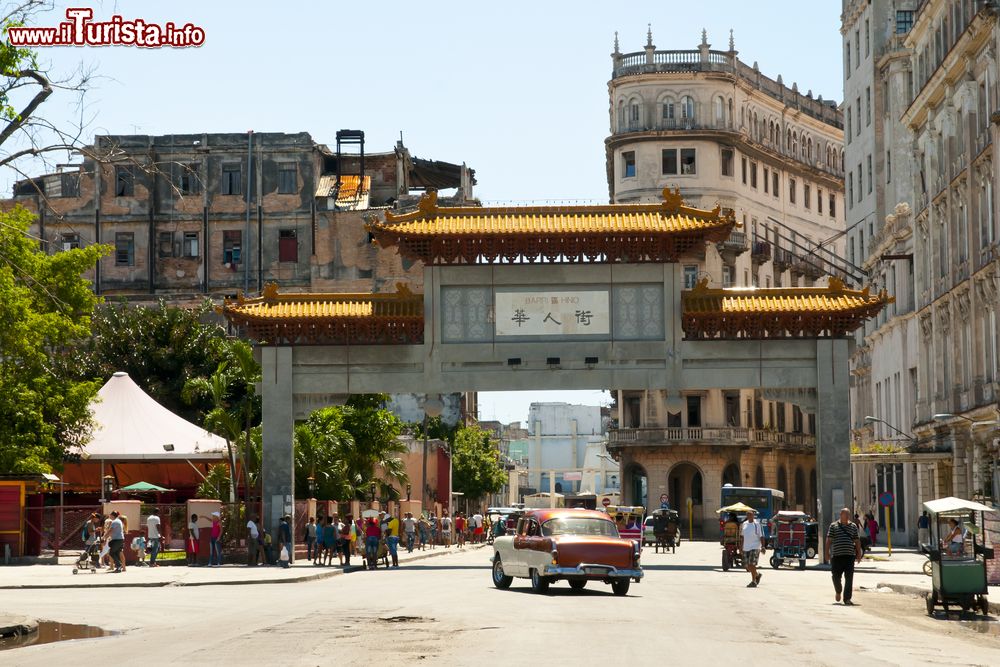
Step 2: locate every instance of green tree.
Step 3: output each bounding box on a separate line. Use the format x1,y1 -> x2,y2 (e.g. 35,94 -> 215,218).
0,206 -> 108,473
182,338 -> 261,505
340,394 -> 408,500
293,407 -> 353,500
196,463 -> 232,501
73,299 -> 229,422
292,395 -> 408,501
451,424 -> 507,505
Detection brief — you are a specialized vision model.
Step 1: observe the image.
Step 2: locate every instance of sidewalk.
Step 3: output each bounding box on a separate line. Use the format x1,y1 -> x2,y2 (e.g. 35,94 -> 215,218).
0,543 -> 486,590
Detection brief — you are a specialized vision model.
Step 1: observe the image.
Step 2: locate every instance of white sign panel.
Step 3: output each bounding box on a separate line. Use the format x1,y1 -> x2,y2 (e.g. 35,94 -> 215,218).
495,290 -> 609,337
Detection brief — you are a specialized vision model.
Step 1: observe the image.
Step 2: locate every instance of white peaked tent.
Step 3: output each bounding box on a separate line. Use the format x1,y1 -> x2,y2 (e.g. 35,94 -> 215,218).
85,372 -> 228,459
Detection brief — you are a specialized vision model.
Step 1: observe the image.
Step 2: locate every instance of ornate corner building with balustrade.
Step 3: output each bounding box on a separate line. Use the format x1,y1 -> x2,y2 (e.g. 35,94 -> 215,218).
602,28 -> 849,534
845,0 -> 1000,546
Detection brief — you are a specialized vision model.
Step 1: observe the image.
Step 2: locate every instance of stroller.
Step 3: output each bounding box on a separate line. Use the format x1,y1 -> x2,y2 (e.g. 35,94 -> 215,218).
363,536 -> 390,569
73,542 -> 100,574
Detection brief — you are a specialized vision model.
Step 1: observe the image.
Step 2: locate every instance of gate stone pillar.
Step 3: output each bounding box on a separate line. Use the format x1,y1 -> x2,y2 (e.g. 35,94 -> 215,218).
261,346 -> 295,549
815,339 -> 852,563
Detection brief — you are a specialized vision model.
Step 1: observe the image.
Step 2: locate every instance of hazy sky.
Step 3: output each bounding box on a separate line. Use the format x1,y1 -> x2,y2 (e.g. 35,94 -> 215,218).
9,1 -> 843,424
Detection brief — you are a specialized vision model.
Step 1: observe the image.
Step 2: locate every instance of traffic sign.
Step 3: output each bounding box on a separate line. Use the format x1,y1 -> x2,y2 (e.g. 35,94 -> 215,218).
879,491 -> 894,507
601,497 -> 611,507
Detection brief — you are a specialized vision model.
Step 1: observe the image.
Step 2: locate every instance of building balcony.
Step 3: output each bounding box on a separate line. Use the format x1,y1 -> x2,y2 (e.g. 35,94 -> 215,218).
790,257 -> 825,280
773,248 -> 794,272
717,230 -> 749,260
607,425 -> 814,450
751,241 -> 771,265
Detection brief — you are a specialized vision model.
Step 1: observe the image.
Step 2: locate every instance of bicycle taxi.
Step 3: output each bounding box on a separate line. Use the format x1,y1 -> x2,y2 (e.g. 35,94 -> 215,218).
921,496 -> 995,615
716,502 -> 753,571
603,505 -> 645,545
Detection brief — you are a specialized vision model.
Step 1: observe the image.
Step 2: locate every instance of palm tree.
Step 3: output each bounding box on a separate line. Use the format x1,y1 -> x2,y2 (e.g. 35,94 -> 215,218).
183,339 -> 261,505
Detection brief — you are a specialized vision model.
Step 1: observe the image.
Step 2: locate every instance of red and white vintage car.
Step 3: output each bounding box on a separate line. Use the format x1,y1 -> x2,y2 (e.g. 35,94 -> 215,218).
490,508 -> 643,595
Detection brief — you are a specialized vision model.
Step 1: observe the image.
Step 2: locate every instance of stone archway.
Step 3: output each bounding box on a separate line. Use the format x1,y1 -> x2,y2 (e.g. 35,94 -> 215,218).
722,463 -> 741,487
668,461 -> 705,537
624,462 -> 648,508
755,464 -> 766,488
794,466 -> 806,508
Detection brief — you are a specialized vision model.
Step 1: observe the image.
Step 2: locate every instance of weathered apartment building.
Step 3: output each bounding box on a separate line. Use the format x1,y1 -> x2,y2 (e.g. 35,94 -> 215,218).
8,131 -> 475,300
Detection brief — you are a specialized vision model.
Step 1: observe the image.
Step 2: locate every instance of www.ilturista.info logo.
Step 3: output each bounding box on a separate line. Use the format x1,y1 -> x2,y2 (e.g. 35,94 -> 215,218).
6,8 -> 205,48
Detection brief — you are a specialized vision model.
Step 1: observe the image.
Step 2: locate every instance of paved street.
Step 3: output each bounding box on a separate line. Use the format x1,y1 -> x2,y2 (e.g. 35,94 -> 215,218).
3,541 -> 999,666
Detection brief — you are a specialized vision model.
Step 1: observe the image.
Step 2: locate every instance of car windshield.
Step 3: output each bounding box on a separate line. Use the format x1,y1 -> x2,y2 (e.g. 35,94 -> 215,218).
541,517 -> 620,538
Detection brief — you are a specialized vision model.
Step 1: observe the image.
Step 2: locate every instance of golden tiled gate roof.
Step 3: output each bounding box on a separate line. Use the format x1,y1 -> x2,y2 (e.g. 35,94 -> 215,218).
366,188 -> 736,264
221,279 -> 890,345
682,278 -> 892,340
220,283 -> 423,345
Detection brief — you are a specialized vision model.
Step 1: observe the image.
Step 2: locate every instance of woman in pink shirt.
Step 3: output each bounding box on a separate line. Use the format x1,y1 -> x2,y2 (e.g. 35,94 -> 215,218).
209,512 -> 223,567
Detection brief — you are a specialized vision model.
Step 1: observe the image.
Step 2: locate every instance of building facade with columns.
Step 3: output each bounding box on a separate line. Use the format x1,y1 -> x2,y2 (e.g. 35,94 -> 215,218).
845,0 -> 1000,546
604,28 -> 848,536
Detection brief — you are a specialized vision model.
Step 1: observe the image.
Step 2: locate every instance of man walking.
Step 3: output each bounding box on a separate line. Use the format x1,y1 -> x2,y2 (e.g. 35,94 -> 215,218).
403,512 -> 417,553
107,511 -> 125,573
146,508 -> 162,568
917,510 -> 930,546
305,517 -> 317,561
826,507 -> 863,605
385,512 -> 401,567
739,509 -> 764,588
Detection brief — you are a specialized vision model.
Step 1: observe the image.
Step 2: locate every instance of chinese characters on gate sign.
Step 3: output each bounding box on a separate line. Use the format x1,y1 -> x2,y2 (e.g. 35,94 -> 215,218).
496,290 -> 610,336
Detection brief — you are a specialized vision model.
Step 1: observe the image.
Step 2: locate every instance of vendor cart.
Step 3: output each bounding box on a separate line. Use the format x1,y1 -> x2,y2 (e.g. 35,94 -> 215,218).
921,496 -> 995,616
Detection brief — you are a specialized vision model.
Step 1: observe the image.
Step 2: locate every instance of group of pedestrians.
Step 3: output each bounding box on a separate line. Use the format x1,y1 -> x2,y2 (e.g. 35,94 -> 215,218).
80,510 -> 128,573
735,507 -> 864,605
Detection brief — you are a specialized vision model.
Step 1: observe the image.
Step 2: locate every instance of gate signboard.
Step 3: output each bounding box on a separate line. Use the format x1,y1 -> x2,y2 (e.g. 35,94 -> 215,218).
495,289 -> 609,337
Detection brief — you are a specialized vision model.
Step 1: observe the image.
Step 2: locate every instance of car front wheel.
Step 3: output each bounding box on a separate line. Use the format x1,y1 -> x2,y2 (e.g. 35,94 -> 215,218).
530,568 -> 550,593
492,557 -> 513,589
611,580 -> 630,596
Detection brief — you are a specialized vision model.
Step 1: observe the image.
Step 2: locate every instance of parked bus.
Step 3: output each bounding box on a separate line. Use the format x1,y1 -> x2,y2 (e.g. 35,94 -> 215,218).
719,485 -> 785,542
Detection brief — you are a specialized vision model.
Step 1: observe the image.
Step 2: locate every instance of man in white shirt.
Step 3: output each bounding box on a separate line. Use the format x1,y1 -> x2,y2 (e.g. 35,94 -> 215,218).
471,512 -> 484,543
247,517 -> 261,566
146,508 -> 162,568
739,509 -> 765,588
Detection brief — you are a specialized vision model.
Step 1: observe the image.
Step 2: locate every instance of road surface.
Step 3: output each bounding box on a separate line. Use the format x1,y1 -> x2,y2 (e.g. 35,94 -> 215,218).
3,542 -> 999,666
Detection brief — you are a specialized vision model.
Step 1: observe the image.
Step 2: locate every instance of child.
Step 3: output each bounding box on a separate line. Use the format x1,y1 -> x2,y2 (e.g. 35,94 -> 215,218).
131,534 -> 147,566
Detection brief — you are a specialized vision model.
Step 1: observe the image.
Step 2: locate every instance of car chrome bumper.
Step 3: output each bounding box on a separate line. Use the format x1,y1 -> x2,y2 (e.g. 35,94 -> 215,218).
543,563 -> 643,580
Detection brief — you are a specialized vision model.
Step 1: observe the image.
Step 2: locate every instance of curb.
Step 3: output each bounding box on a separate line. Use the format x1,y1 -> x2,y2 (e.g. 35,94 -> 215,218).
0,544 -> 485,590
875,581 -> 1000,614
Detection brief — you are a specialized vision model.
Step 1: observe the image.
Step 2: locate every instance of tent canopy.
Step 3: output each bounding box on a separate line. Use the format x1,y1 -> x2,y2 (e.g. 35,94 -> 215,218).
117,481 -> 174,493
83,372 -> 228,460
716,502 -> 755,514
922,496 -> 996,515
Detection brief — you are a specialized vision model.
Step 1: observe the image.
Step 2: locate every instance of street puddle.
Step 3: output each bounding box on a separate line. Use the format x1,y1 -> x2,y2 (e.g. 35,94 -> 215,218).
0,621 -> 115,651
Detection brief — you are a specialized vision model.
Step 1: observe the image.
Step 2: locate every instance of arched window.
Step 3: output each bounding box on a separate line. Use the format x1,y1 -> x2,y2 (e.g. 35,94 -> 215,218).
722,463 -> 740,486
628,100 -> 641,130
786,128 -> 792,152
791,131 -> 799,156
794,467 -> 805,505
728,98 -> 734,128
715,96 -> 725,127
755,465 -> 766,488
777,466 -> 787,494
681,95 -> 695,121
752,112 -> 759,139
618,100 -> 625,131
662,98 -> 676,127
807,137 -> 813,162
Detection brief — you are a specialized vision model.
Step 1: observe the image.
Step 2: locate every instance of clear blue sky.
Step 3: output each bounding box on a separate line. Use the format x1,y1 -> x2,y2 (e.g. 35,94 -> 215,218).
13,1 -> 843,424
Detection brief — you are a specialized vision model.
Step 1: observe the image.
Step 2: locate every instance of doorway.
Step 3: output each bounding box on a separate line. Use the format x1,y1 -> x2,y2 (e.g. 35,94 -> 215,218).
668,462 -> 704,536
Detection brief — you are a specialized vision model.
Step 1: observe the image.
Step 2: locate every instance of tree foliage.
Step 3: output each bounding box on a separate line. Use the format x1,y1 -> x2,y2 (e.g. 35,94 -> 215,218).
0,206 -> 107,473
196,463 -> 232,501
451,424 -> 507,503
293,395 -> 408,501
72,299 -> 230,422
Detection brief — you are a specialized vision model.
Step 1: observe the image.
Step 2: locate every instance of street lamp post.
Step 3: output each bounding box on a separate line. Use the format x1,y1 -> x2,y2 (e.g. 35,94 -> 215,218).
307,475 -> 316,499
863,416 -> 916,444
101,475 -> 115,504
